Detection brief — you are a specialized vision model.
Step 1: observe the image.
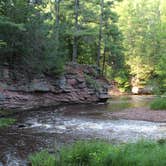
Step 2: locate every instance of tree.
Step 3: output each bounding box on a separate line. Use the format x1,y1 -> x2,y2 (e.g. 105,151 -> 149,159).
55,0 -> 60,52
0,0 -> 66,74
0,0 -> 124,79
97,0 -> 104,68
115,0 -> 166,90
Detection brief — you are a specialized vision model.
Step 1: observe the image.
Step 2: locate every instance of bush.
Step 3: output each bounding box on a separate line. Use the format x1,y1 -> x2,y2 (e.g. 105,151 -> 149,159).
114,72 -> 130,93
28,151 -> 56,166
28,140 -> 166,166
150,97 -> 166,110
60,141 -> 113,166
84,74 -> 102,90
104,140 -> 166,166
0,118 -> 16,128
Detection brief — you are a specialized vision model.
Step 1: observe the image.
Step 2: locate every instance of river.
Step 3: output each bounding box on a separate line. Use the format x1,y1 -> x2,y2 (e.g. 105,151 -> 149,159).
0,95 -> 166,165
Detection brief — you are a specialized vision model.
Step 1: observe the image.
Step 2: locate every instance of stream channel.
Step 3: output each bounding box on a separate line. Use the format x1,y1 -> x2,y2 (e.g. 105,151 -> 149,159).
0,95 -> 166,165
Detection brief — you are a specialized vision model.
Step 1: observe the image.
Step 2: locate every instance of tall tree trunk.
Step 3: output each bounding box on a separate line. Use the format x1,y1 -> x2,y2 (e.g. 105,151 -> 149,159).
97,0 -> 104,68
102,45 -> 106,76
72,0 -> 79,63
55,0 -> 60,52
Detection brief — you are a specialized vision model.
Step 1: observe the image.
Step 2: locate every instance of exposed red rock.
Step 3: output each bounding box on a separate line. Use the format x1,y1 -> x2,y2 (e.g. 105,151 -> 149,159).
0,64 -> 110,110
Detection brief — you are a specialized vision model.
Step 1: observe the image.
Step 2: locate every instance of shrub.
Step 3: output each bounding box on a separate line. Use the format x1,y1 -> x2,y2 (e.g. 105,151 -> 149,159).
28,140 -> 166,166
84,74 -> 102,90
150,97 -> 166,110
0,118 -> 16,128
104,140 -> 166,166
60,141 -> 113,166
28,151 -> 56,166
114,74 -> 130,93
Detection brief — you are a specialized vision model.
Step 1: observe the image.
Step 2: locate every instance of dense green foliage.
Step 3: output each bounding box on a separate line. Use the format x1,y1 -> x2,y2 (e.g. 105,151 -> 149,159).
29,150 -> 56,166
150,97 -> 166,110
115,0 -> 166,92
0,0 -> 66,74
0,0 -> 166,92
0,118 -> 16,128
0,0 -> 123,76
29,140 -> 166,166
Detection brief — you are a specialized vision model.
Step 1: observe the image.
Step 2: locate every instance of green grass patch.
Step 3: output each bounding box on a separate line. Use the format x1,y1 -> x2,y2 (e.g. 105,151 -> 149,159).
0,118 -> 16,128
0,109 -> 13,116
150,97 -> 166,110
28,140 -> 166,166
28,151 -> 56,166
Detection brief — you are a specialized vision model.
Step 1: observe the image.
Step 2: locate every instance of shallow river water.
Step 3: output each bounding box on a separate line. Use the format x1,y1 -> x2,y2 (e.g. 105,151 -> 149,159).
0,95 -> 166,165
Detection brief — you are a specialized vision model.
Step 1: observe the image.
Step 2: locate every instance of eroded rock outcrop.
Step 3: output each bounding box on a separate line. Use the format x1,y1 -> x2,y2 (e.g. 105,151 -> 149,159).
0,64 -> 110,110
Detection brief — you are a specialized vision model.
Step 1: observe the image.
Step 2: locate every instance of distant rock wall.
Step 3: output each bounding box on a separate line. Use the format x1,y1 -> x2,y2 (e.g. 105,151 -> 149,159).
0,64 -> 110,110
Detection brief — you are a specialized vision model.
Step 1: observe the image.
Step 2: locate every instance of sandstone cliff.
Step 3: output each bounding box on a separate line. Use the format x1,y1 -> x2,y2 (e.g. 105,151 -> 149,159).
0,64 -> 109,110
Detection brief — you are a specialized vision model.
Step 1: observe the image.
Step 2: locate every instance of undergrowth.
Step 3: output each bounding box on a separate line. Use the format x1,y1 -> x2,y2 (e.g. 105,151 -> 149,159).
150,97 -> 166,110
29,140 -> 166,166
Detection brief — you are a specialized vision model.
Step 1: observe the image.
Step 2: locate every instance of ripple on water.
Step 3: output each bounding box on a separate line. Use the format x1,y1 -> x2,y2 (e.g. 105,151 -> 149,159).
24,117 -> 166,142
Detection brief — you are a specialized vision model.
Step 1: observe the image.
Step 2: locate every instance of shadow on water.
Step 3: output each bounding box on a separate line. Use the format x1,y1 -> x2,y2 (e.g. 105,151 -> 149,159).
0,95 -> 165,165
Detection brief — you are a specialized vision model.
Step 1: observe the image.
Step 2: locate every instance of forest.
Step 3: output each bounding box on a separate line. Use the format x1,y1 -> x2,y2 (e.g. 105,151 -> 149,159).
0,1 -> 166,165
1,0 -> 166,93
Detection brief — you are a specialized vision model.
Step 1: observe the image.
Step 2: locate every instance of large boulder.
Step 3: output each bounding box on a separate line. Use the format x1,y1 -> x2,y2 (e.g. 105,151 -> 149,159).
132,86 -> 153,94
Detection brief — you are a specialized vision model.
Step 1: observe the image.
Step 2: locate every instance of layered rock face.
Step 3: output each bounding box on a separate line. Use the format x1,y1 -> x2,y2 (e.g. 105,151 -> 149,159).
0,64 -> 109,110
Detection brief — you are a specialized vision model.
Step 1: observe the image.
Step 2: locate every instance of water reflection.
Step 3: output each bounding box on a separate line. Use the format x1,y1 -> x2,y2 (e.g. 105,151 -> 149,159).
107,95 -> 155,111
